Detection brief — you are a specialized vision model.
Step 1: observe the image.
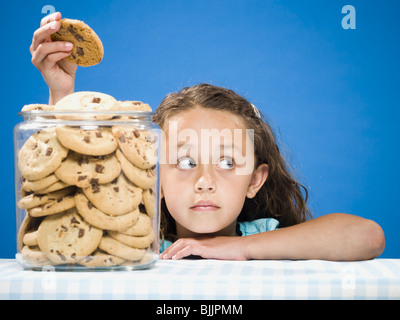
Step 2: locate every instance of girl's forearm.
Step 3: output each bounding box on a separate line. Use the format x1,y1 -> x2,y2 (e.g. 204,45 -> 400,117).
49,87 -> 74,105
243,213 -> 385,261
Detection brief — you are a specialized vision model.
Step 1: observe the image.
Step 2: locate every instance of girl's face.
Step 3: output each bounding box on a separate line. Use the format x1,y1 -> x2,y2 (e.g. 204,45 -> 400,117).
160,107 -> 268,238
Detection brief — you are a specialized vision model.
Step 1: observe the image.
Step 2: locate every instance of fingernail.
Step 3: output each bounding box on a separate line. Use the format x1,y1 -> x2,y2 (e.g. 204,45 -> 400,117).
48,21 -> 58,30
65,42 -> 73,49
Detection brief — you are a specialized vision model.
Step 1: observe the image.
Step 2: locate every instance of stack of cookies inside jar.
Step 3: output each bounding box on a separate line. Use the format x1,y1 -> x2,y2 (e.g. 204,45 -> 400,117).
15,91 -> 159,269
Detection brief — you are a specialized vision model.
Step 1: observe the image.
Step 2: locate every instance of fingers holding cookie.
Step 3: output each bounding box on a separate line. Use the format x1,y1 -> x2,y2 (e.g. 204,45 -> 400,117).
31,16 -> 60,53
31,15 -> 74,71
40,11 -> 62,27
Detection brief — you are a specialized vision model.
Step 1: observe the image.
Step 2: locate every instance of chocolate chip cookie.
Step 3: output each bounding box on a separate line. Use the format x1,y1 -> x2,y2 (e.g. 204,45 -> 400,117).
82,173 -> 142,216
116,149 -> 156,190
54,151 -> 121,188
56,126 -> 118,156
112,126 -> 158,170
37,207 -> 103,264
50,18 -> 104,67
74,191 -> 139,231
18,127 -> 68,181
54,91 -> 118,111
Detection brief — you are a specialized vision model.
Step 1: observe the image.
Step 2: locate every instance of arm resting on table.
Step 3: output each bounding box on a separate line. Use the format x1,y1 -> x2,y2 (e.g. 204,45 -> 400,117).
244,213 -> 385,261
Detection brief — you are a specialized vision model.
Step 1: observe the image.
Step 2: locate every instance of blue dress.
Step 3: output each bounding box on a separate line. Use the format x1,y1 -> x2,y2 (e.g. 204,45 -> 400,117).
159,218 -> 280,253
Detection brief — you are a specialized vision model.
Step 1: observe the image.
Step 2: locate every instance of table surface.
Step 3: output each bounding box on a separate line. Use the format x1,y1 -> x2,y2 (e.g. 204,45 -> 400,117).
1,258 -> 399,300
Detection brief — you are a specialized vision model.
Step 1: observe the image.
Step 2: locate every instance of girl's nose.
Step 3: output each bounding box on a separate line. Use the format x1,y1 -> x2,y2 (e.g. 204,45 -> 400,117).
194,166 -> 216,193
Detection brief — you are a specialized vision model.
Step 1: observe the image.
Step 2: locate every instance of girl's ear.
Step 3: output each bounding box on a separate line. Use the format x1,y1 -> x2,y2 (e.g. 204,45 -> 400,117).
246,164 -> 269,199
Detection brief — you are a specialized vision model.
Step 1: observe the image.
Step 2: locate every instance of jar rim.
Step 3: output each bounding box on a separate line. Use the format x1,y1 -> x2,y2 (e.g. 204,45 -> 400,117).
18,110 -> 155,117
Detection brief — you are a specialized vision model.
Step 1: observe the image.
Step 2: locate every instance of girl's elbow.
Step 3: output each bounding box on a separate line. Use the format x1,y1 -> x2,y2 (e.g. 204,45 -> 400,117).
365,220 -> 385,258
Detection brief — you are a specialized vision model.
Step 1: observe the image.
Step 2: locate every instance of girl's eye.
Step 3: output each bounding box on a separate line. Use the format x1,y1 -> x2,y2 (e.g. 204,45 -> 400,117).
218,157 -> 234,170
177,157 -> 196,169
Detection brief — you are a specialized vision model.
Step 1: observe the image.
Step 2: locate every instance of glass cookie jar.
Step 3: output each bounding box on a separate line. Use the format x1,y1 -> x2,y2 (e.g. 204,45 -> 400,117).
14,110 -> 160,270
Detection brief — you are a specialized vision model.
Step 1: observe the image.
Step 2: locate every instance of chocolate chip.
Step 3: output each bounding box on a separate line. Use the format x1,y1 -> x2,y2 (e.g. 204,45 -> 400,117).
92,97 -> 101,103
83,136 -> 91,143
78,175 -> 87,181
85,256 -> 93,262
57,251 -> 66,262
95,131 -> 103,138
78,157 -> 89,166
68,24 -> 76,35
95,164 -> 105,173
74,34 -> 84,42
145,134 -> 155,142
87,201 -> 94,210
118,134 -> 126,143
76,47 -> 84,56
147,171 -> 155,178
138,203 -> 146,213
90,179 -> 100,193
71,217 -> 80,224
133,129 -> 140,138
78,229 -> 85,238
113,187 -> 119,192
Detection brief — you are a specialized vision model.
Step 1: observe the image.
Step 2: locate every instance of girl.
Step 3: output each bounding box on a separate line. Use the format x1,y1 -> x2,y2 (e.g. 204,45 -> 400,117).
30,12 -> 385,261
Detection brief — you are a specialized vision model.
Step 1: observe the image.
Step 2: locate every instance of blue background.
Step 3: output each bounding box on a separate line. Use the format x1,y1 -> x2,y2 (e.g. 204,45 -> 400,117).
0,0 -> 398,258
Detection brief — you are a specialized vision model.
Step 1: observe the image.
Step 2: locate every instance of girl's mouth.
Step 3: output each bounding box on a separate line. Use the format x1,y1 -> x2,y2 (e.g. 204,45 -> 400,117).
190,200 -> 220,211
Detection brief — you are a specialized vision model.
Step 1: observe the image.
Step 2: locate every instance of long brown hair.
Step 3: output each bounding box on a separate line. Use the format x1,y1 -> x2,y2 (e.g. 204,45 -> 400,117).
153,83 -> 311,241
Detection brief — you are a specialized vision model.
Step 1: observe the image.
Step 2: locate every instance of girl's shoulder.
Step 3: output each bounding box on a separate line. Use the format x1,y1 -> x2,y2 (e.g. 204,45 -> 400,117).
237,218 -> 280,236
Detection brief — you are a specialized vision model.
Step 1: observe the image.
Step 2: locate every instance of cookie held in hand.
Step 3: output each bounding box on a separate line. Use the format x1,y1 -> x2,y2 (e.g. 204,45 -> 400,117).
50,18 -> 104,67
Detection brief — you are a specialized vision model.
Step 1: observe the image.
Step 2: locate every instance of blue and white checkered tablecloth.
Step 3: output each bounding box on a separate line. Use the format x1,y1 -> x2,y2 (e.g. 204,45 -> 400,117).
0,258 -> 399,300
